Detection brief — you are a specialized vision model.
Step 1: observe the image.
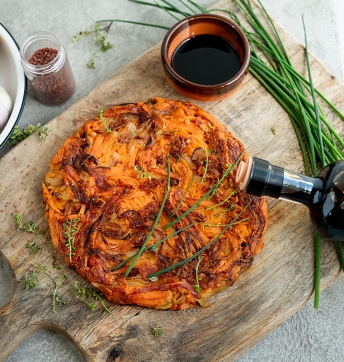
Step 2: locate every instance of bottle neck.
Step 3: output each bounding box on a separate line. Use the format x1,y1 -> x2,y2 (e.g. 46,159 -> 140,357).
236,157 -> 324,206
280,169 -> 323,205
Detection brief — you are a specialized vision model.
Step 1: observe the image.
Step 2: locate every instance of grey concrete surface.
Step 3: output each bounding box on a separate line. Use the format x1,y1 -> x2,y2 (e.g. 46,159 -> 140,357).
1,0 -> 344,361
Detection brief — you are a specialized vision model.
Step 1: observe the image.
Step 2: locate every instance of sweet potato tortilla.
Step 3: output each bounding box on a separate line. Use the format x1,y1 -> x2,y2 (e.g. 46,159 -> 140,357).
42,97 -> 268,310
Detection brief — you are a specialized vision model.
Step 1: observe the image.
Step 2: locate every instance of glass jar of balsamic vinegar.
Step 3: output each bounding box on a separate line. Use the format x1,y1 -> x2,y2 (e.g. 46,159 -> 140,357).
236,157 -> 344,241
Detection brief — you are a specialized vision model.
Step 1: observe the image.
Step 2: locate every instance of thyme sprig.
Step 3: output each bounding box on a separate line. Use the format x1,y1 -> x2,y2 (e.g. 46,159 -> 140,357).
201,148 -> 211,183
21,271 -> 38,290
15,214 -> 45,234
206,190 -> 236,211
25,241 -> 41,255
50,274 -> 69,314
124,157 -> 171,276
19,262 -> 70,314
134,165 -> 155,180
152,323 -> 163,337
62,218 -> 80,262
194,255 -> 202,292
212,206 -> 235,215
202,218 -> 248,230
35,265 -> 48,274
53,261 -> 61,270
18,264 -> 47,290
72,281 -> 111,313
8,124 -> 50,146
16,214 -> 44,255
72,282 -> 96,311
147,198 -> 254,279
18,265 -> 47,290
89,22 -> 114,69
99,108 -> 112,133
73,22 -> 114,69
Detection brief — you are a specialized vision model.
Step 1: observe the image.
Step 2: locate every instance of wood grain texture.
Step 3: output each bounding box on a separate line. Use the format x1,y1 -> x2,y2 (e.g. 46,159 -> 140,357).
1,1 -> 344,361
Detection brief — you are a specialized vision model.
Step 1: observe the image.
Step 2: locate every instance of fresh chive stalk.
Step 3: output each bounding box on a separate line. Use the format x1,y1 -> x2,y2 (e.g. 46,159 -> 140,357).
302,15 -> 325,169
335,241 -> 344,272
314,232 -> 321,309
124,157 -> 171,276
96,19 -> 169,30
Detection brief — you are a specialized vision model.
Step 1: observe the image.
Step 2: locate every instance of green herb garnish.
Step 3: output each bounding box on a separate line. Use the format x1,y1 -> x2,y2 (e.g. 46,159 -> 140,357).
18,262 -> 69,314
18,265 -> 47,290
133,165 -> 155,180
50,274 -> 68,314
62,218 -> 80,262
52,261 -> 61,270
88,23 -> 114,68
8,124 -> 50,146
152,323 -> 163,337
19,270 -> 38,290
15,214 -> 45,234
206,190 -> 236,211
25,241 -> 41,255
73,22 -> 114,69
194,255 -> 202,292
202,218 -> 248,230
72,281 -> 111,313
99,108 -> 112,132
201,148 -> 211,184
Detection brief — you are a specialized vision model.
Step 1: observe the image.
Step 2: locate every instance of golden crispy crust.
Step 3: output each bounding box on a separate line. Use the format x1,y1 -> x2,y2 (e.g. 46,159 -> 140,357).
43,97 -> 268,310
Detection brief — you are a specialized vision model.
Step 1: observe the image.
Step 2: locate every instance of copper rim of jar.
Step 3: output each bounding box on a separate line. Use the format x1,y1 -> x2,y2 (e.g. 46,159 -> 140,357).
20,31 -> 65,76
161,14 -> 251,101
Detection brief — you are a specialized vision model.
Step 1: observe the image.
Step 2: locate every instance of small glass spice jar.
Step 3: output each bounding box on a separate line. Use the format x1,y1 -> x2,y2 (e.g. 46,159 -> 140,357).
20,31 -> 75,106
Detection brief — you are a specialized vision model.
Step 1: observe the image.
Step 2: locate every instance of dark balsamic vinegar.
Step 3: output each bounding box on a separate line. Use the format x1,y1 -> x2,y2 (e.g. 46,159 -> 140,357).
171,34 -> 241,85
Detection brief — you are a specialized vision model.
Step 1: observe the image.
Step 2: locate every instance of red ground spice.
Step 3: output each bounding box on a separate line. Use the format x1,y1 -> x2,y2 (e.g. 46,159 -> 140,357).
27,47 -> 75,105
29,47 -> 58,65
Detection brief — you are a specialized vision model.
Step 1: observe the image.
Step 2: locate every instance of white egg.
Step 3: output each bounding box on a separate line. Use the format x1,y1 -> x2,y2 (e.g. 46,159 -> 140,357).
0,85 -> 13,130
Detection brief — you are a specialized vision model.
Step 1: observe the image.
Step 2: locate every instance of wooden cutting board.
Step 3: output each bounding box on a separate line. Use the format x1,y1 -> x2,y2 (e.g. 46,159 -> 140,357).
1,1 -> 344,361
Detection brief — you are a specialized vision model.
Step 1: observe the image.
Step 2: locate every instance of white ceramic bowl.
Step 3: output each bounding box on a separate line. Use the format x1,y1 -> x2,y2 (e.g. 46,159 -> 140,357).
0,23 -> 26,149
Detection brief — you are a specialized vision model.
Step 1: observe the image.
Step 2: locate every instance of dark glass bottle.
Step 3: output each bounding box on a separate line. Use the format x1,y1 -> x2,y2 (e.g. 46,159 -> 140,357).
236,157 -> 344,241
